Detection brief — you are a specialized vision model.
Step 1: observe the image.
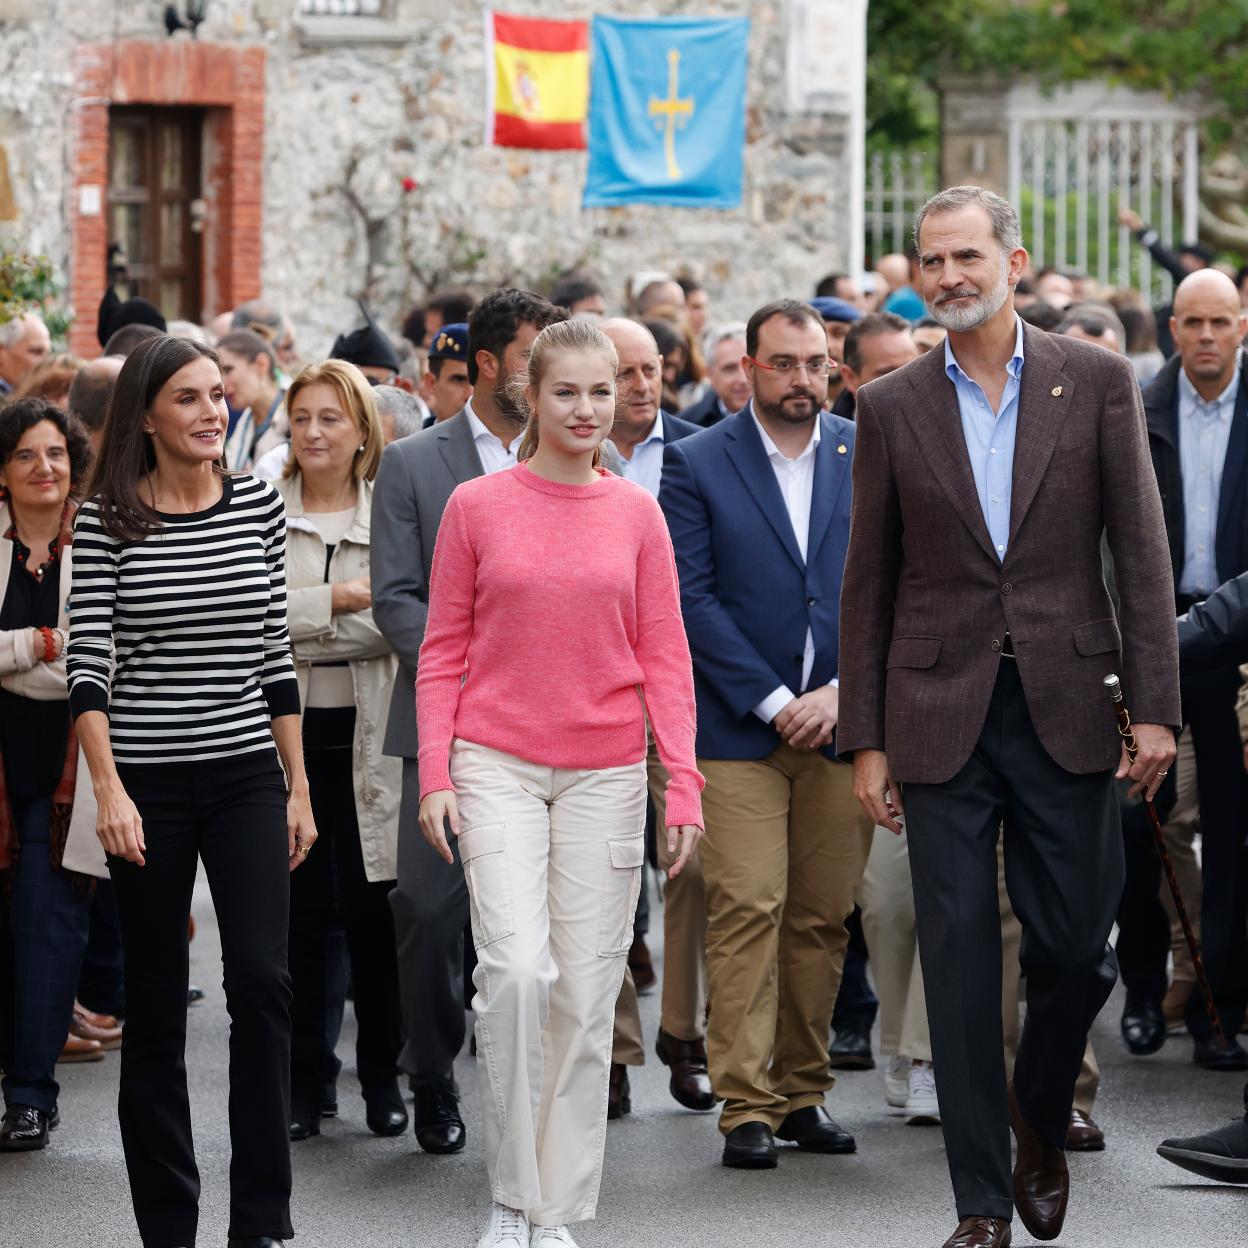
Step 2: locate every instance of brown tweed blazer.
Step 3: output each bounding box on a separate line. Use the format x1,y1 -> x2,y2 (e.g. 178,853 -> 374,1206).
837,322 -> 1180,784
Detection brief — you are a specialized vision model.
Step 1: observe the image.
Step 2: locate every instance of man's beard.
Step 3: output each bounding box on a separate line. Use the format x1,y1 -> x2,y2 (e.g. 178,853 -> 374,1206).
927,257 -> 1010,332
494,377 -> 528,426
755,387 -> 820,427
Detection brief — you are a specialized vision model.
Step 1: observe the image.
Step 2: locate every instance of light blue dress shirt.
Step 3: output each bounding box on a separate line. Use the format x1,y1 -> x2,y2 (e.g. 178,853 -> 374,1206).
613,412 -> 666,498
1177,352 -> 1241,597
945,316 -> 1026,561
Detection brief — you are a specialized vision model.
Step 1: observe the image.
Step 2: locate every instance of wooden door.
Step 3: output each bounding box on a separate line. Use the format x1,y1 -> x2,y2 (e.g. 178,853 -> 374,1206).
106,107 -> 203,323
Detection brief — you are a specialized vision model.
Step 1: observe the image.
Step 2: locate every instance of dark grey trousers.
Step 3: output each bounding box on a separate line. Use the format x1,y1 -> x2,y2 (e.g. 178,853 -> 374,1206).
389,758 -> 469,1091
902,660 -> 1123,1222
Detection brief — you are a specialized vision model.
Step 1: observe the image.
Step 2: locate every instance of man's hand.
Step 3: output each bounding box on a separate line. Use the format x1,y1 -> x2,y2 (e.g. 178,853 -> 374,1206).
774,686 -> 839,751
852,748 -> 904,834
1114,722 -> 1177,802
1117,205 -> 1144,233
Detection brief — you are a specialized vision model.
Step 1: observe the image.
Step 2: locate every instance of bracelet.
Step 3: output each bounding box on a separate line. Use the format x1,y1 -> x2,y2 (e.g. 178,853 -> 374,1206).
37,626 -> 56,663
56,627 -> 68,657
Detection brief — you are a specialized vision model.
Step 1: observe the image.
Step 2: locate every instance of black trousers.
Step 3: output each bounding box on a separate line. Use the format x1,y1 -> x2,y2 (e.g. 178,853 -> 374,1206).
290,725 -> 402,1120
110,750 -> 292,1248
903,661 -> 1123,1222
831,905 -> 879,1034
390,758 -> 468,1090
78,878 -> 126,1019
2,795 -> 91,1115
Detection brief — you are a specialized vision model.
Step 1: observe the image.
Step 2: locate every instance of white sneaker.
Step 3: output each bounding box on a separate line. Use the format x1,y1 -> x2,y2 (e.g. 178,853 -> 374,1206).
530,1227 -> 580,1247
904,1061 -> 940,1125
884,1053 -> 909,1109
479,1204 -> 530,1248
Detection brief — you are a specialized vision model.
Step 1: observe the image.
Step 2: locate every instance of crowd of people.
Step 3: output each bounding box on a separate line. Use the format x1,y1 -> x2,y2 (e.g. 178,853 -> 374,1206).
0,183 -> 1246,1248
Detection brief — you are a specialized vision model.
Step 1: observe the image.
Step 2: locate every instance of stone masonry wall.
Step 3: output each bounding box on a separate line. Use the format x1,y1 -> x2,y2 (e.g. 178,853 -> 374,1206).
0,0 -> 851,354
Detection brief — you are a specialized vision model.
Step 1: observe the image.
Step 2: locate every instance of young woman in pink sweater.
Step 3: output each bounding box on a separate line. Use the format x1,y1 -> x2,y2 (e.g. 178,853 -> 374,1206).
417,318 -> 703,1248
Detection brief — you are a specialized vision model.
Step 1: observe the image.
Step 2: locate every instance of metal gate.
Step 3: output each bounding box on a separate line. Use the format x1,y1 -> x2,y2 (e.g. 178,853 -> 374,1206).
1005,83 -> 1202,302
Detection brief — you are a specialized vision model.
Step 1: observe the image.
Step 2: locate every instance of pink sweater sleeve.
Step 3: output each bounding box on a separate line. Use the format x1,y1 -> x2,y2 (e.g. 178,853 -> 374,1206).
633,500 -> 705,829
416,491 -> 476,797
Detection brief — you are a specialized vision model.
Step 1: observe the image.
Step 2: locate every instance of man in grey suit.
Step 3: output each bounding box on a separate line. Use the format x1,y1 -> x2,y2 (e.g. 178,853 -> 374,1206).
371,289 -> 565,1153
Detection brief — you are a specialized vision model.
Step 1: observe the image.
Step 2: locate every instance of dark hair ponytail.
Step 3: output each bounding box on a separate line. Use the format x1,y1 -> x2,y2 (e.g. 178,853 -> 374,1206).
85,334 -> 223,541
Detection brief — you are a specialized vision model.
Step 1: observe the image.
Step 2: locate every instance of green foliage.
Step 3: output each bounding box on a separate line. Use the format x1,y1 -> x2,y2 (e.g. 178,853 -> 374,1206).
868,1 -> 1248,150
0,244 -> 71,345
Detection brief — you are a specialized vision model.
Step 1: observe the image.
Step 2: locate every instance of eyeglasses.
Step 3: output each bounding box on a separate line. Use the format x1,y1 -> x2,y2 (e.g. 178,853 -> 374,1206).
746,357 -> 834,377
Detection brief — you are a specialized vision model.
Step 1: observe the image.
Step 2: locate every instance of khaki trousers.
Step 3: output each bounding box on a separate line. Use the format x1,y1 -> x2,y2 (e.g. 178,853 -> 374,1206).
1161,728 -> 1201,985
451,740 -> 647,1227
699,745 -> 871,1134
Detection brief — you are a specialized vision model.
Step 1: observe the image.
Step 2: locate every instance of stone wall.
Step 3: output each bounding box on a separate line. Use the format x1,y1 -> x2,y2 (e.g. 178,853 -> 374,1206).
0,0 -> 852,354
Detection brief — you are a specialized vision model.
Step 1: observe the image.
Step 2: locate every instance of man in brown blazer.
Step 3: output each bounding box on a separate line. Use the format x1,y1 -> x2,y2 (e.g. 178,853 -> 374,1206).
838,186 -> 1180,1248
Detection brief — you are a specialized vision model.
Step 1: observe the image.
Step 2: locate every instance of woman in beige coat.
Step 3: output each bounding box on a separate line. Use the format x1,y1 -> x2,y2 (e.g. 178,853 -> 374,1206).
277,360 -> 404,1142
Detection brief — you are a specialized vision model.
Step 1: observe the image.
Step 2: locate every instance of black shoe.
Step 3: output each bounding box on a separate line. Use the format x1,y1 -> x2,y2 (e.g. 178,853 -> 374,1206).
187,985 -> 205,1005
320,1097 -> 338,1119
607,1063 -> 631,1120
776,1104 -> 857,1154
722,1121 -> 778,1169
414,1085 -> 466,1154
827,1026 -> 874,1071
365,1085 -> 409,1137
1158,1115 -> 1248,1184
227,1239 -> 285,1247
1121,997 -> 1166,1055
0,1105 -> 58,1152
1193,1037 -> 1248,1071
289,1113 -> 321,1142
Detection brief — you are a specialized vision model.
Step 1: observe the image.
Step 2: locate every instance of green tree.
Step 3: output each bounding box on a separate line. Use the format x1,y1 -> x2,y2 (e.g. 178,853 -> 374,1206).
0,244 -> 71,345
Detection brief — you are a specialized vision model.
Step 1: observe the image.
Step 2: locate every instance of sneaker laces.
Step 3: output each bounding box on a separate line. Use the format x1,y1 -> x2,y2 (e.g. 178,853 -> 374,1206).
910,1064 -> 937,1097
494,1207 -> 526,1239
532,1228 -> 569,1244
888,1054 -> 909,1078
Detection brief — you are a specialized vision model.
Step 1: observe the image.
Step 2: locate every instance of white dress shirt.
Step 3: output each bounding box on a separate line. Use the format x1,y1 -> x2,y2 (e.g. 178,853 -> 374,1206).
465,399 -> 520,475
749,412 -> 828,725
612,412 -> 666,498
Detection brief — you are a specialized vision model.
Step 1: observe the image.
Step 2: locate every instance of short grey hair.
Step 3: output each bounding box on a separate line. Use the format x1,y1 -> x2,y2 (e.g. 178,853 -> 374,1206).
702,321 -> 747,361
914,185 -> 1023,256
373,385 -> 427,440
0,311 -> 42,349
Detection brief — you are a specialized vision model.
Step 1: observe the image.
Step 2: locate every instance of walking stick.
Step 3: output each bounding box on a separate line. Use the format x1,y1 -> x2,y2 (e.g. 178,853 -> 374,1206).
1103,674 -> 1227,1047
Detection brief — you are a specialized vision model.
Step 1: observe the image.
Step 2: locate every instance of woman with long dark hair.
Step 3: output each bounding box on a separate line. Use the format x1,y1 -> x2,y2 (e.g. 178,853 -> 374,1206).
66,334 -> 316,1248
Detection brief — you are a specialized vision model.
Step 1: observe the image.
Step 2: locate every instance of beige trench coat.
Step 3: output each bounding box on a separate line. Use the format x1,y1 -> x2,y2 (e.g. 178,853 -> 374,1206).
278,475 -> 401,883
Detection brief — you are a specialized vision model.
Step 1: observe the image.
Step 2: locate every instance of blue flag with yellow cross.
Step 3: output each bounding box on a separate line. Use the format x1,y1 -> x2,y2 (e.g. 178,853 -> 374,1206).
584,15 -> 749,209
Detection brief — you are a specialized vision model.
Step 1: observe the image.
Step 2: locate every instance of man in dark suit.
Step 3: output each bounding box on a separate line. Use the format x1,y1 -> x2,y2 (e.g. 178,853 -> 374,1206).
1129,270 -> 1248,1066
677,323 -> 751,427
599,318 -> 710,1119
838,186 -> 1179,1248
371,289 -> 565,1155
660,299 -> 870,1171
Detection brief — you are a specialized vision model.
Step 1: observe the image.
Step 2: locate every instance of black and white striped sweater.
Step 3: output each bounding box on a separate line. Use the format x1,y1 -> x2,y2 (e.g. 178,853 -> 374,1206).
67,473 -> 300,764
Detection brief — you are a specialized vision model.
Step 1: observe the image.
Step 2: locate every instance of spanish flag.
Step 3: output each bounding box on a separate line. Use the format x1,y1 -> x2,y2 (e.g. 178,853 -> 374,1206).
486,12 -> 589,150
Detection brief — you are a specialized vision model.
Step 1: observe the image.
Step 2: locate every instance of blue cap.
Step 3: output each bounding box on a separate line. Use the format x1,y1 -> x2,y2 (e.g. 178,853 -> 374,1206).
809,296 -> 861,324
429,322 -> 469,361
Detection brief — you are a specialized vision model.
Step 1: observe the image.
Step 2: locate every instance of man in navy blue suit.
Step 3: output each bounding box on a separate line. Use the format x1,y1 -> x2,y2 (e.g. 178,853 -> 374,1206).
659,299 -> 871,1170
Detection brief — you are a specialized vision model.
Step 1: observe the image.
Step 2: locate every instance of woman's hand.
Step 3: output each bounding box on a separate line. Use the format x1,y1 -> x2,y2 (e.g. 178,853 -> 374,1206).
96,782 -> 146,866
419,790 -> 460,865
666,824 -> 703,879
331,577 -> 371,615
288,783 -> 318,871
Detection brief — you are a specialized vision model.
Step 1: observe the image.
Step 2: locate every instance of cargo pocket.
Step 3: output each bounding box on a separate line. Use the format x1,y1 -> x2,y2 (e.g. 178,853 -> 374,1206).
458,822 -> 514,950
596,837 -> 645,957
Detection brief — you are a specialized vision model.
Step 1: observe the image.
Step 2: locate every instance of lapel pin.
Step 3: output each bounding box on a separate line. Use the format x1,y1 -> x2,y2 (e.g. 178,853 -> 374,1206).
1051,386 -> 1063,397
837,444 -> 847,455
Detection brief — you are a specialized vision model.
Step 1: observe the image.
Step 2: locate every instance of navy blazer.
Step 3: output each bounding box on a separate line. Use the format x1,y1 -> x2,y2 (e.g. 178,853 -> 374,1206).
659,403 -> 855,761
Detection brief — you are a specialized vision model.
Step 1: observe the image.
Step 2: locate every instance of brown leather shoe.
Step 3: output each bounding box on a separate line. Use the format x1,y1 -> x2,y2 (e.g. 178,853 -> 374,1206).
1066,1109 -> 1105,1151
942,1216 -> 1011,1247
607,1063 -> 631,1119
628,937 -> 656,994
71,1004 -> 122,1051
73,1002 -> 120,1031
58,1034 -> 104,1063
1008,1086 -> 1068,1241
655,1029 -> 715,1112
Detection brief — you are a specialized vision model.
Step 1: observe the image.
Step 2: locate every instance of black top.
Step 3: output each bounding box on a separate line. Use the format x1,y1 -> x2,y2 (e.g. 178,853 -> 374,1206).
0,536 -> 69,797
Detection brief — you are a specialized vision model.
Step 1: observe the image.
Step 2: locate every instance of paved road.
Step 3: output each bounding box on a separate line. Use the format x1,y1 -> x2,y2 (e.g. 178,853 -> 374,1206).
5,869 -> 1245,1247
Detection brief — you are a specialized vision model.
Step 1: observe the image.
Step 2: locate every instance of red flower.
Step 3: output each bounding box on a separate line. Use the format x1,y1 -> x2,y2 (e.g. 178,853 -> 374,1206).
401,177 -> 419,194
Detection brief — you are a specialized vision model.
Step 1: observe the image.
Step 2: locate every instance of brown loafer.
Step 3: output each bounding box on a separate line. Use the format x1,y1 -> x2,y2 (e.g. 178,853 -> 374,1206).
942,1216 -> 1011,1247
58,1034 -> 105,1064
1066,1109 -> 1105,1151
72,1001 -> 120,1031
71,1005 -> 122,1051
1008,1087 -> 1068,1241
655,1029 -> 715,1112
607,1063 -> 631,1120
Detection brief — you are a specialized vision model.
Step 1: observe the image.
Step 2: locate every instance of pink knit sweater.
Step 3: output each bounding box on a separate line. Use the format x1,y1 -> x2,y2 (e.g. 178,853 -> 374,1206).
416,462 -> 704,828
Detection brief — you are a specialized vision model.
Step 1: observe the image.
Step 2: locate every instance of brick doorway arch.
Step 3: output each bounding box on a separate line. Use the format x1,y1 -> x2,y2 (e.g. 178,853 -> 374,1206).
70,41 -> 265,357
